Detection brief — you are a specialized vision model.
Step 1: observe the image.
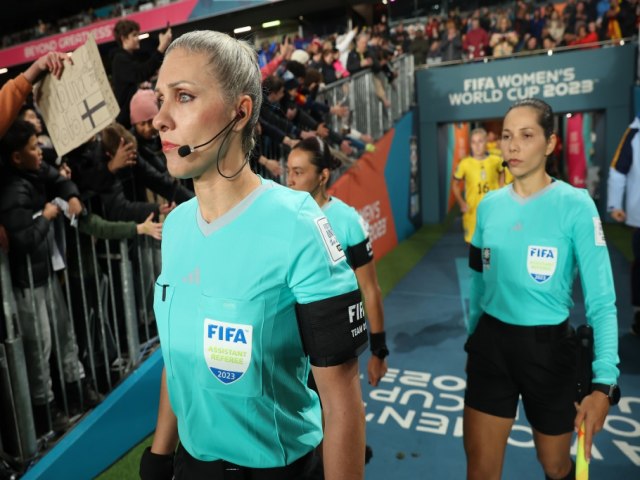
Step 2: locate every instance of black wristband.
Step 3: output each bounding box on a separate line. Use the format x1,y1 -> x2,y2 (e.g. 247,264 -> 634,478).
370,332 -> 387,352
139,446 -> 174,480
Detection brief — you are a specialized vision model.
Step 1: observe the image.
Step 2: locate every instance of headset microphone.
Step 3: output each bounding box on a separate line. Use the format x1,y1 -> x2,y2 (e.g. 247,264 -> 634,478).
177,110 -> 246,158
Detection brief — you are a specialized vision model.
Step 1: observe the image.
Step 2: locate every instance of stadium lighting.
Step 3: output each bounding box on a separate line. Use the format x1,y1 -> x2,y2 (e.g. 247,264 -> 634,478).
262,20 -> 281,29
0,68 -> 7,75
234,26 -> 252,34
138,33 -> 150,40
382,0 -> 387,4
566,113 -> 573,118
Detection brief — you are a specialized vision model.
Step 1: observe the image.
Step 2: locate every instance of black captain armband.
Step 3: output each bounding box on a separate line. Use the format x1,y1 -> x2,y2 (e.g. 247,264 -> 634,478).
296,289 -> 369,367
346,238 -> 374,269
469,245 -> 482,273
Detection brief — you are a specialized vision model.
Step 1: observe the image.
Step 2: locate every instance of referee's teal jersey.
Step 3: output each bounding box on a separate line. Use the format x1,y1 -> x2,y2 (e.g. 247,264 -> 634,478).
469,180 -> 619,384
154,179 -> 358,466
322,196 -> 372,268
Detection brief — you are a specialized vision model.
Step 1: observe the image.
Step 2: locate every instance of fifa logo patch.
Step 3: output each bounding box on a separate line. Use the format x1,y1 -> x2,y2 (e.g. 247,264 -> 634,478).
203,319 -> 252,385
527,246 -> 558,284
482,248 -> 491,269
316,216 -> 346,265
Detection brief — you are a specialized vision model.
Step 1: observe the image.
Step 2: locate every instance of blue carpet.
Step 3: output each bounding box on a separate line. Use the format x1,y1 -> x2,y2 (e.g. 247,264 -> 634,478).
360,218 -> 640,479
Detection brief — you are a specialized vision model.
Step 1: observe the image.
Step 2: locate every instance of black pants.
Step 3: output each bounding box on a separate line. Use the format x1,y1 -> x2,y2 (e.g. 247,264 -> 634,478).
173,444 -> 324,480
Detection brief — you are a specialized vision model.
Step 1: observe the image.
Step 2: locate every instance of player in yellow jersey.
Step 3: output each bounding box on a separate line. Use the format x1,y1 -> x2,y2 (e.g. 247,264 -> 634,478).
452,128 -> 504,243
487,129 -> 513,184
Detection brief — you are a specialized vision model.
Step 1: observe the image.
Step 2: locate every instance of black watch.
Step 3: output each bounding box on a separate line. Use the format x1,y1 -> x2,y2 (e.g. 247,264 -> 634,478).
369,332 -> 389,360
591,383 -> 621,406
372,346 -> 389,360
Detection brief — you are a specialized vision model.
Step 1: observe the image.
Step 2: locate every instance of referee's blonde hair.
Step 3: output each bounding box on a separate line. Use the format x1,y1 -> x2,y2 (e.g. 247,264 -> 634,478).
167,30 -> 262,155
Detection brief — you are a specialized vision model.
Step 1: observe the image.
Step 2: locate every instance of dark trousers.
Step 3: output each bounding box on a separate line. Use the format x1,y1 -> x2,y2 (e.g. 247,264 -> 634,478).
173,444 -> 324,480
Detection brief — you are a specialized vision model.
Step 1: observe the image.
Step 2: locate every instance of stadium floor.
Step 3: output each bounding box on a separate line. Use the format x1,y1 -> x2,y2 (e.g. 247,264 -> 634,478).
73,218 -> 640,479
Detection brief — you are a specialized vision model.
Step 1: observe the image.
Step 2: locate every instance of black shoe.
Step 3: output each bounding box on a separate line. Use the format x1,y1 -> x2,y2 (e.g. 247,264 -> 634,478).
365,445 -> 373,464
67,380 -> 104,414
33,402 -> 70,436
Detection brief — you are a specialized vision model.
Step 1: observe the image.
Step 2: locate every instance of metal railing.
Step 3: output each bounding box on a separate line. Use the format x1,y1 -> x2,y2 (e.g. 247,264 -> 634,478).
0,218 -> 160,473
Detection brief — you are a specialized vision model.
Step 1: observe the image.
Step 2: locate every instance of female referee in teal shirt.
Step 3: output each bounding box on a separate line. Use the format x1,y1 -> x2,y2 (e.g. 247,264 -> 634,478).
287,137 -> 389,386
464,98 -> 620,480
140,31 -> 367,480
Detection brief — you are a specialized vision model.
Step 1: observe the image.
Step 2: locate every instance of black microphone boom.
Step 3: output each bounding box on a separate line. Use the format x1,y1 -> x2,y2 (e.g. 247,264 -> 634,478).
177,112 -> 244,158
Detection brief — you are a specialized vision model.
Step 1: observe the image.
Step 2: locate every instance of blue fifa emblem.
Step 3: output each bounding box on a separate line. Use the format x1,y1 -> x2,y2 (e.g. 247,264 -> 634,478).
527,245 -> 558,284
203,319 -> 253,385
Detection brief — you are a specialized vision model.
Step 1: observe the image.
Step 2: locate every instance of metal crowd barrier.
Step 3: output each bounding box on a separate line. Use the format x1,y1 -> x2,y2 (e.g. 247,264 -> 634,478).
0,216 -> 161,472
316,54 -> 415,141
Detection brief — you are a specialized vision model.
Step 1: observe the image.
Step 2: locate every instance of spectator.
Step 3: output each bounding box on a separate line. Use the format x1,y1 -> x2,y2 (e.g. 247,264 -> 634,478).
463,17 -> 490,60
440,19 -> 463,62
110,19 -> 172,128
0,120 -> 100,435
520,34 -> 541,54
603,0 -> 623,40
563,0 -> 579,33
425,16 -> 441,41
320,49 -> 339,85
529,8 -> 547,42
18,105 -> 58,169
392,22 -> 411,53
410,29 -> 431,65
547,9 -> 566,44
571,22 -> 600,48
426,39 -> 443,64
490,16 -> 519,57
128,89 -> 194,203
514,0 -> 532,37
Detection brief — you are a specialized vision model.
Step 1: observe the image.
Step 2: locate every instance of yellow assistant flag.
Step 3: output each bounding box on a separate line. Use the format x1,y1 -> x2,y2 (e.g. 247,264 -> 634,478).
576,421 -> 589,479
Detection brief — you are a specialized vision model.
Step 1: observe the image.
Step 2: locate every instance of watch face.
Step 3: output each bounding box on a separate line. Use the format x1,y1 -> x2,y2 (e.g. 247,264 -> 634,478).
611,385 -> 621,405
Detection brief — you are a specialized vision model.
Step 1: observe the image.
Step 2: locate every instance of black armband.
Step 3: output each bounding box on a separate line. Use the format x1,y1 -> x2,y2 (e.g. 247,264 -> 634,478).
140,446 -> 174,480
469,245 -> 482,273
346,237 -> 374,269
296,289 -> 368,367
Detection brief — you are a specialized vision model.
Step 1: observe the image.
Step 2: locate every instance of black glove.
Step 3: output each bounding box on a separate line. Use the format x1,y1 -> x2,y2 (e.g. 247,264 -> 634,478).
140,446 -> 174,480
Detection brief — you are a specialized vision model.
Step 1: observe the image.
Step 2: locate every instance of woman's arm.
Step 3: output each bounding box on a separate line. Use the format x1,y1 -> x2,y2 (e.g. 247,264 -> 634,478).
151,368 -> 179,454
354,261 -> 388,387
312,359 -> 365,480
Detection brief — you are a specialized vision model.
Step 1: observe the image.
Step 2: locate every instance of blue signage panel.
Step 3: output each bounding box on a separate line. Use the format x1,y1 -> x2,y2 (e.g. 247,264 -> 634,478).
416,45 -> 636,123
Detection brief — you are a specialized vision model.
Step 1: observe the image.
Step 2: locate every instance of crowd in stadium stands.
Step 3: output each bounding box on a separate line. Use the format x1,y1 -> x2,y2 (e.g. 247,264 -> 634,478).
0,0 -> 638,440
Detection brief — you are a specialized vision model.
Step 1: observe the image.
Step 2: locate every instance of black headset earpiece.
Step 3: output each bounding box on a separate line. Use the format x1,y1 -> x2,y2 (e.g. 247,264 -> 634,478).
236,110 -> 246,120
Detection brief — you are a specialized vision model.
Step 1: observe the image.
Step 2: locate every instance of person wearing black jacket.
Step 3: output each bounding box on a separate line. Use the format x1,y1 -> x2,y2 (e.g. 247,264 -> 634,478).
129,89 -> 194,201
111,19 -> 172,128
65,134 -> 174,223
0,120 -> 97,435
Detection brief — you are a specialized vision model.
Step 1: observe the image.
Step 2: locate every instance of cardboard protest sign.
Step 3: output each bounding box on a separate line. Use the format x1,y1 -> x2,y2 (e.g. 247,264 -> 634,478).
37,35 -> 119,157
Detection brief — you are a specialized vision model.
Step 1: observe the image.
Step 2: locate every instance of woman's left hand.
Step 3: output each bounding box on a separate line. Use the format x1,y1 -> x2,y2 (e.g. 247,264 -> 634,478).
574,392 -> 610,462
367,355 -> 388,387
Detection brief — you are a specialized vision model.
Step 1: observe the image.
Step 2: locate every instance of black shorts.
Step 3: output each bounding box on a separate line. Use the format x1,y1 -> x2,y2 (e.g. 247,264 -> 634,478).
174,444 -> 323,480
464,313 -> 578,435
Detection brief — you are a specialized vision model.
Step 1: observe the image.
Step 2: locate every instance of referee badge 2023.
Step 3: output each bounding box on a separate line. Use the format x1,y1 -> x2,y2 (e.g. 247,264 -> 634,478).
527,246 -> 558,284
203,318 -> 252,385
